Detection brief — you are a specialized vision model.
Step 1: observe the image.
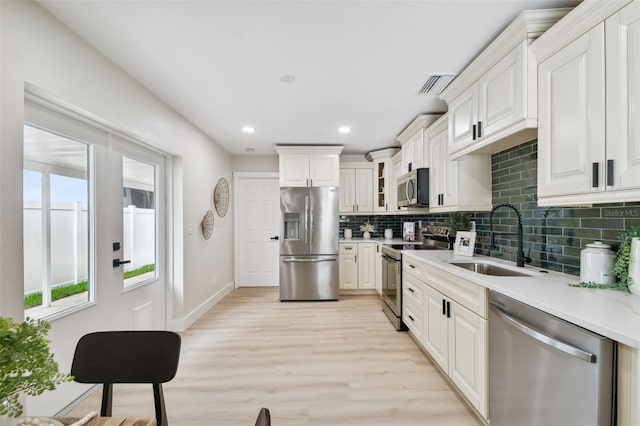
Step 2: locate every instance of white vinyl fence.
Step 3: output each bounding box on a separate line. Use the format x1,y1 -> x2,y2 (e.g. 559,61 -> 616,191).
24,202 -> 154,294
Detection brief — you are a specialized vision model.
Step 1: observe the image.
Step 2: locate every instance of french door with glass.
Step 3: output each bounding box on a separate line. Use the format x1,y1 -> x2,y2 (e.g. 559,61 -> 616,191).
24,100 -> 167,330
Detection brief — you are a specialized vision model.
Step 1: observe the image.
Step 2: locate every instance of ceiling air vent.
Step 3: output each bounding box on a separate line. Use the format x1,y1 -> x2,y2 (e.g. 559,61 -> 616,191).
418,74 -> 457,95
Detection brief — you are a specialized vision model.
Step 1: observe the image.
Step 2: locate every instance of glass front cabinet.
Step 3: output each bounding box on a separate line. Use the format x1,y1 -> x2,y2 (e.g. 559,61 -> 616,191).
366,148 -> 400,213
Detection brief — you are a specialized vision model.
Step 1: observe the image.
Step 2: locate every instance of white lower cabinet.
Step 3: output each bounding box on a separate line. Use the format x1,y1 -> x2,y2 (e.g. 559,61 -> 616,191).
357,242 -> 376,289
448,299 -> 487,415
423,284 -> 449,370
339,242 -> 377,290
339,243 -> 358,289
403,257 -> 488,419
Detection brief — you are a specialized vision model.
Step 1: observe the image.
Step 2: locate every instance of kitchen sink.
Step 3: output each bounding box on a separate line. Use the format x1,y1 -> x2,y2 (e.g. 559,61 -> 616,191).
450,262 -> 532,277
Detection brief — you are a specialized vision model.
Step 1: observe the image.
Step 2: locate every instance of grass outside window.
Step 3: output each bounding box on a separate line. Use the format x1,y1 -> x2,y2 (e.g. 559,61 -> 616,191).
24,264 -> 155,309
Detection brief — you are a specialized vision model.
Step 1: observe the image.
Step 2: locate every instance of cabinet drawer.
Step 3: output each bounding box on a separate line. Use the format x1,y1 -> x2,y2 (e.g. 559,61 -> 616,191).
403,257 -> 427,280
339,243 -> 358,254
423,264 -> 488,318
403,299 -> 423,339
403,274 -> 423,308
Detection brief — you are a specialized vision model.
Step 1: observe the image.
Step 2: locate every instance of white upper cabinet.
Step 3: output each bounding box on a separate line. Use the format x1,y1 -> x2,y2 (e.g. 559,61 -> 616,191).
448,84 -> 478,153
276,146 -> 343,187
310,153 -> 341,186
279,153 -> 311,187
537,24 -> 606,199
426,114 -> 492,213
478,43 -> 526,138
606,2 -> 640,194
531,1 -> 640,205
396,114 -> 442,175
339,163 -> 373,213
440,9 -> 571,160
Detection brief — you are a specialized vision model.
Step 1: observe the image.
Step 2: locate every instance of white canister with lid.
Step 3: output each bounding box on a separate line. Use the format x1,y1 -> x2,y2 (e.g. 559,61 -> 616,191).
344,229 -> 352,239
580,241 -> 616,285
384,229 -> 393,239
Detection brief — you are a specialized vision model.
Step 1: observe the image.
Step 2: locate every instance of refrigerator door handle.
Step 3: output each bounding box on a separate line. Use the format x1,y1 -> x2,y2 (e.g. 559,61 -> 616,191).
304,195 -> 309,244
309,208 -> 314,245
282,257 -> 337,263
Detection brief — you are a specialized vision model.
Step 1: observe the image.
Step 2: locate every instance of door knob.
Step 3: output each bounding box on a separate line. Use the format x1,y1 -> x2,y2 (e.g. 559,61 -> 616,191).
113,258 -> 131,268
270,236 -> 279,240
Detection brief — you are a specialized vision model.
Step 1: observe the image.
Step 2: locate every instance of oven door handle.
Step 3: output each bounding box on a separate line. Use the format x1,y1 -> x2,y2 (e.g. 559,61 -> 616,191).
382,253 -> 398,262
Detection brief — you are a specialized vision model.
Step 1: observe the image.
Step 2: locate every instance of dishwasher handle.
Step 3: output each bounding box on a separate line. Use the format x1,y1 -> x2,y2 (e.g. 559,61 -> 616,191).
491,304 -> 596,363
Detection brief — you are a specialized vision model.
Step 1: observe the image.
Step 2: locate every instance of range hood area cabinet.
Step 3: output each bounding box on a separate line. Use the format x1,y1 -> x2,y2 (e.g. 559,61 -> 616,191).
439,8 -> 572,160
531,1 -> 640,206
276,145 -> 343,187
426,114 -> 492,213
395,114 -> 442,175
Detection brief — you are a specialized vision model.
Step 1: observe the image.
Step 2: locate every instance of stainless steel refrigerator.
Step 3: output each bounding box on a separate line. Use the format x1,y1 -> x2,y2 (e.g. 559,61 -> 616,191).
279,186 -> 339,301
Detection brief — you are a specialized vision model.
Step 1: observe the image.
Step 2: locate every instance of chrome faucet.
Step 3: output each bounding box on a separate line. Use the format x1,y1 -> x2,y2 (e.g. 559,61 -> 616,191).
489,203 -> 531,267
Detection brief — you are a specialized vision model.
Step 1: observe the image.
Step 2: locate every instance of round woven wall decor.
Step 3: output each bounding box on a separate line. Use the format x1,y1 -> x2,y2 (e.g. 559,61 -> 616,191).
201,209 -> 214,240
213,178 -> 229,217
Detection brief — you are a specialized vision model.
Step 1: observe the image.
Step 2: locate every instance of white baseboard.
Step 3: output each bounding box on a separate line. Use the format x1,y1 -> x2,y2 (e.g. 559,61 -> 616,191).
169,280 -> 234,332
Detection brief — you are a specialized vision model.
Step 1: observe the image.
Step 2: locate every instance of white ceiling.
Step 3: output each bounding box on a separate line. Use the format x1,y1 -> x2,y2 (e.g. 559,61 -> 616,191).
37,0 -> 580,156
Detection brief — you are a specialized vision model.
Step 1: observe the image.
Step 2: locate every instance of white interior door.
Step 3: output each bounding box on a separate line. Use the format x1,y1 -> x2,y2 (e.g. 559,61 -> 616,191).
235,174 -> 280,287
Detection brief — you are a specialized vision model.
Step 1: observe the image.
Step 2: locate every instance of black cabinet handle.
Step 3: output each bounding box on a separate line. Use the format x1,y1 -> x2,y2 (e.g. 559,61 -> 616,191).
408,287 -> 415,293
446,301 -> 451,318
408,315 -> 415,322
592,162 -> 599,188
607,159 -> 614,186
113,259 -> 131,268
270,236 -> 279,240
477,121 -> 483,138
442,299 -> 446,315
409,264 -> 415,269
472,124 -> 477,141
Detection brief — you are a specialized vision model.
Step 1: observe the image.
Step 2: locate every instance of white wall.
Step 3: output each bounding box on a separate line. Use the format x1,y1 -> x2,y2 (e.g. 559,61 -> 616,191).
0,0 -> 234,415
231,154 -> 279,172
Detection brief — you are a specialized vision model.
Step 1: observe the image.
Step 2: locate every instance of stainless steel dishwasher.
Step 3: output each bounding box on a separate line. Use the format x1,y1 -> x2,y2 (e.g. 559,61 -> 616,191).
489,291 -> 615,426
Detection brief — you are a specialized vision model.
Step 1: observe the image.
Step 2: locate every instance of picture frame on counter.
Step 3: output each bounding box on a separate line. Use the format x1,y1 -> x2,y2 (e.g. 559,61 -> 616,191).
454,231 -> 476,257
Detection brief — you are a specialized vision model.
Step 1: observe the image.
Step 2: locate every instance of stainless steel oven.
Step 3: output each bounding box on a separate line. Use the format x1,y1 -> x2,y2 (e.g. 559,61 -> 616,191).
381,245 -> 403,330
381,230 -> 449,330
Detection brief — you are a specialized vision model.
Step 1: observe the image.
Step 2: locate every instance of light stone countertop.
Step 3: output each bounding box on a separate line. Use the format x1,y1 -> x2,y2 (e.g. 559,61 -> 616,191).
339,237 -> 418,244
402,250 -> 640,349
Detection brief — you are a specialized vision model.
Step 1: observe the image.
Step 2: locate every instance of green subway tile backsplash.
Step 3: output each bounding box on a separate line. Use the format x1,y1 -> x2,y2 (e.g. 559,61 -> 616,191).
474,140 -> 638,275
341,139 -> 639,277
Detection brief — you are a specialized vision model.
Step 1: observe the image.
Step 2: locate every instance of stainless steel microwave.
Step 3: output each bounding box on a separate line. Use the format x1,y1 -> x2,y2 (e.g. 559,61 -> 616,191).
397,168 -> 430,207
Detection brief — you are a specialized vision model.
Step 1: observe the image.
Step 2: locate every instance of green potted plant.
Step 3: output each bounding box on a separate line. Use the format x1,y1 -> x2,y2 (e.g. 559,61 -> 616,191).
0,316 -> 72,418
613,226 -> 640,290
444,212 -> 471,249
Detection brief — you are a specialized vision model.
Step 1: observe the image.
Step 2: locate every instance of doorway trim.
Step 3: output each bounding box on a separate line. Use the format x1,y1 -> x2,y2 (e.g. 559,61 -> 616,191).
233,172 -> 279,288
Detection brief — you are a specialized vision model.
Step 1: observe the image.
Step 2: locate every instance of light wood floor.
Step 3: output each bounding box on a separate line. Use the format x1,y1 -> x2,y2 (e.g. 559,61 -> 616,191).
67,288 -> 481,425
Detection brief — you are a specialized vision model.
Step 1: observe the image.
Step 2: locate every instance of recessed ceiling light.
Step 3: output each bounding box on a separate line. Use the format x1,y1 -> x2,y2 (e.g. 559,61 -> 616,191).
245,148 -> 255,153
338,126 -> 351,134
280,74 -> 296,83
242,126 -> 255,133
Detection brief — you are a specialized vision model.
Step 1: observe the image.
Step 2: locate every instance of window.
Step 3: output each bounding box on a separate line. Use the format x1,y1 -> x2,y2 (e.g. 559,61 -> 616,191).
23,125 -> 92,318
122,156 -> 157,287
